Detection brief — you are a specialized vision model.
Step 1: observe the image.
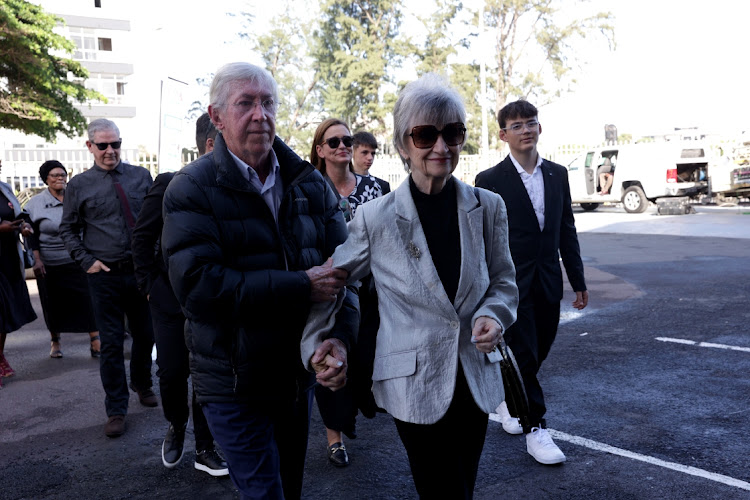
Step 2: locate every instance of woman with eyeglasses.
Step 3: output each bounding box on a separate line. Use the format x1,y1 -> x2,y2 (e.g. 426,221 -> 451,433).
309,118 -> 387,467
302,74 -> 518,498
25,160 -> 99,359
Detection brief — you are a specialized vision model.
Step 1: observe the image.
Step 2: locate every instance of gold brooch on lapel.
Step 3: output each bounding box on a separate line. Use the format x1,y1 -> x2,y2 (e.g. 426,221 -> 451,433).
408,241 -> 421,259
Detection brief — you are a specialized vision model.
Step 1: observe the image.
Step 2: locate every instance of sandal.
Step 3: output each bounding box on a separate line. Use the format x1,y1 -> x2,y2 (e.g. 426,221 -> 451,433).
0,353 -> 15,376
90,335 -> 101,358
50,336 -> 63,359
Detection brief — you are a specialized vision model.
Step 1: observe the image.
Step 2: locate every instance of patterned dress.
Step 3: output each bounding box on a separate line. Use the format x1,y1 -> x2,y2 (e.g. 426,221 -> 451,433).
328,173 -> 386,222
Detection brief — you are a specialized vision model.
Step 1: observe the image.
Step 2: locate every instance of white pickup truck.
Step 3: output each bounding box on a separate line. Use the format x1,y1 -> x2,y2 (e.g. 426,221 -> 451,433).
566,143 -> 709,213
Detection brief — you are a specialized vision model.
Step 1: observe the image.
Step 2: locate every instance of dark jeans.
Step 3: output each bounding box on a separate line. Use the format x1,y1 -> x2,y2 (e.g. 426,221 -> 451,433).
149,273 -> 212,451
394,368 -> 488,500
202,386 -> 313,500
87,269 -> 154,417
505,280 -> 561,428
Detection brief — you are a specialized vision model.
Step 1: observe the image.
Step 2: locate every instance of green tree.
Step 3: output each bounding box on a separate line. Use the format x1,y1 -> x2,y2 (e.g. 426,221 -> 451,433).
255,6 -> 323,149
481,0 -> 615,109
313,0 -> 407,133
0,0 -> 103,141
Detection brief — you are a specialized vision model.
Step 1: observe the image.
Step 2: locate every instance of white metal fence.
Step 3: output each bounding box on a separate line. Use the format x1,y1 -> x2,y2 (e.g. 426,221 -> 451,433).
0,140 -> 632,194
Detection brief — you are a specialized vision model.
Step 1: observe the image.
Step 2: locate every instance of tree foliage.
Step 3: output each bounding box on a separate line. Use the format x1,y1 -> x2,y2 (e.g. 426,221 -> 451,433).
313,0 -> 406,134
0,0 -> 104,141
481,0 -> 615,110
255,7 -> 323,149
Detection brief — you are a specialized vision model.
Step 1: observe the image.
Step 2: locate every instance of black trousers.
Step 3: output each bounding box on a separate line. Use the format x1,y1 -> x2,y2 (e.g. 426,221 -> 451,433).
149,273 -> 213,451
505,278 -> 561,428
394,368 -> 488,500
87,269 -> 154,417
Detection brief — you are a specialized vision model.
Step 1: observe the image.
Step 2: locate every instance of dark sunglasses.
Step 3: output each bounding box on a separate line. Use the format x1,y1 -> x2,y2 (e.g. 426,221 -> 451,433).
322,136 -> 353,149
93,140 -> 122,151
409,123 -> 466,149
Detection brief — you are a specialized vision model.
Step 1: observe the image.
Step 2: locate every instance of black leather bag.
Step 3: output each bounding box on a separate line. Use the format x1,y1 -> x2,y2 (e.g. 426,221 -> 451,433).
498,338 -> 532,432
20,236 -> 35,269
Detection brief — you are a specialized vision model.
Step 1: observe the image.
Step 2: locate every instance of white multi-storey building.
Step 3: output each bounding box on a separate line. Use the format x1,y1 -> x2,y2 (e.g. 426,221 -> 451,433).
0,0 -> 142,191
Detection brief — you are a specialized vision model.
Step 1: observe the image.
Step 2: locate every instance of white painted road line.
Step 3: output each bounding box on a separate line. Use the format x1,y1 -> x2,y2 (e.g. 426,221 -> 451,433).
548,429 -> 750,492
656,337 -> 750,353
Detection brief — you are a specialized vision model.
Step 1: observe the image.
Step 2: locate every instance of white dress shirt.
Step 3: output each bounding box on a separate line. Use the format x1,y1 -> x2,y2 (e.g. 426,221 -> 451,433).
509,152 -> 545,230
228,148 -> 282,223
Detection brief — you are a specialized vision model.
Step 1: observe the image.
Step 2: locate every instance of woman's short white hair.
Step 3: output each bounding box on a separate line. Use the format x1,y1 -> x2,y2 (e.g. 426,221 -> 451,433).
392,73 -> 466,167
209,62 -> 279,111
88,118 -> 120,141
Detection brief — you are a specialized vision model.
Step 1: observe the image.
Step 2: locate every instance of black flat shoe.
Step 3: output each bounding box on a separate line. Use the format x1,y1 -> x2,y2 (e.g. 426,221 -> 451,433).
327,442 -> 349,467
90,335 -> 101,358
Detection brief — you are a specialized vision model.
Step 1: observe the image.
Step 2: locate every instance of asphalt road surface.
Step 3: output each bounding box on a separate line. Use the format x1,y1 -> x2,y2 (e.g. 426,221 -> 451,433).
2,204 -> 749,499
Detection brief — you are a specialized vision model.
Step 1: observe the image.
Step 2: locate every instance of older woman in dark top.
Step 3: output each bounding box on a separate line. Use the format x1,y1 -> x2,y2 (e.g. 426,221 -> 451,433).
303,74 -> 519,498
25,160 -> 99,358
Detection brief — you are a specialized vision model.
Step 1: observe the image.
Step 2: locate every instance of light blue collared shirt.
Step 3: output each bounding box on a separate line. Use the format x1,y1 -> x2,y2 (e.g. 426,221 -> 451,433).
228,148 -> 283,223
509,152 -> 545,231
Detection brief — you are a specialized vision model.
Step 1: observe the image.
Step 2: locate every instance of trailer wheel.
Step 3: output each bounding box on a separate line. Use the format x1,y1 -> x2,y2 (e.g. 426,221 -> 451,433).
580,203 -> 600,211
622,186 -> 648,213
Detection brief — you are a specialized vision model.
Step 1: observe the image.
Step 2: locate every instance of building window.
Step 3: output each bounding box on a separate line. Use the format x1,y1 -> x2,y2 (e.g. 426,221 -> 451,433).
98,38 -> 112,51
117,82 -> 126,95
95,0 -> 101,7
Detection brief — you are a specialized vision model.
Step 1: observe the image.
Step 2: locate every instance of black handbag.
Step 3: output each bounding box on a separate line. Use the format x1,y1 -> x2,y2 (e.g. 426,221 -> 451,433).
20,236 -> 35,269
498,337 -> 532,433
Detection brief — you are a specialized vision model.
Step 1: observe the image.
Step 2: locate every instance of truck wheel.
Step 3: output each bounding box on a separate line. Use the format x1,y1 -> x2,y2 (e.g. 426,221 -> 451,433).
622,186 -> 648,213
580,203 -> 600,211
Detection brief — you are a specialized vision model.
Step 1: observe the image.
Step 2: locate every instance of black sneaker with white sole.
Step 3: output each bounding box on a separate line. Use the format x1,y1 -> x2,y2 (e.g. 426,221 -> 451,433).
195,449 -> 229,477
162,423 -> 186,468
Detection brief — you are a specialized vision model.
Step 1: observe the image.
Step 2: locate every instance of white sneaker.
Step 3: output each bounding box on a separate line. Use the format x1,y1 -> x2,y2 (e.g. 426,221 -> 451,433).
526,427 -> 566,465
495,401 -> 523,435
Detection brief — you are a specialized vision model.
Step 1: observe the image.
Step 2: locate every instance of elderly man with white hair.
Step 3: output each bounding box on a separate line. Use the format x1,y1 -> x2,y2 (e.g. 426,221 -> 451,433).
161,62 -> 358,500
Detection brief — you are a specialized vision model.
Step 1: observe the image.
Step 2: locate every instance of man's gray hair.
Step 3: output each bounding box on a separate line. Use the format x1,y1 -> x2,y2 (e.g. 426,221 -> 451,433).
392,73 -> 466,167
88,118 -> 120,141
209,62 -> 279,111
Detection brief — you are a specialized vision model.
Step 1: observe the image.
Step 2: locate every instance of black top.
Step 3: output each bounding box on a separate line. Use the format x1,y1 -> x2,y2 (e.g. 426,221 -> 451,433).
59,161 -> 153,271
409,175 -> 461,304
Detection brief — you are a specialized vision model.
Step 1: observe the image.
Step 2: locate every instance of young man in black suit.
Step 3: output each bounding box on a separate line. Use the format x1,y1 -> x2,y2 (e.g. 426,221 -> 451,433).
475,100 -> 588,465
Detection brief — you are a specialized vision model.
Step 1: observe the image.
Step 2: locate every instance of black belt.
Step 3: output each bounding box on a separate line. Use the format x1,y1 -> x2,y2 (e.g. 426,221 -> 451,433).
101,259 -> 134,272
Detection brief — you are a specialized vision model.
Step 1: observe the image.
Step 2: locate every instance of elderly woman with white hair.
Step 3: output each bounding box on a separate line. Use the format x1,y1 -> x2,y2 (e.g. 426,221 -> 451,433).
302,74 -> 519,499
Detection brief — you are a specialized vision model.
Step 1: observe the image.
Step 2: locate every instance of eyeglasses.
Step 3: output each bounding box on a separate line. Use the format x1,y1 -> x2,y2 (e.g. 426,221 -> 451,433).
408,122 -> 466,149
322,136 -> 354,149
233,98 -> 276,114
502,120 -> 539,135
93,141 -> 122,150
47,173 -> 68,179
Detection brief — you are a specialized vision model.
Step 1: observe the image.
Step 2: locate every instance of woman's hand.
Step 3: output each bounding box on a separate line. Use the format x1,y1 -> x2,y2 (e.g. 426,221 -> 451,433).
311,338 -> 348,391
471,316 -> 503,353
20,222 -> 34,237
0,219 -> 23,233
32,250 -> 45,278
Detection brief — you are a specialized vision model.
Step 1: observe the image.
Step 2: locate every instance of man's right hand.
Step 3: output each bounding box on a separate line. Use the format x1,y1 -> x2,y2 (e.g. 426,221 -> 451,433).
305,258 -> 347,302
87,260 -> 111,274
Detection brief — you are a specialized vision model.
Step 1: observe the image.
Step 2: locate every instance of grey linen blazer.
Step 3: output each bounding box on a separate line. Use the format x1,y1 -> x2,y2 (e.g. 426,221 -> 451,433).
302,177 -> 519,425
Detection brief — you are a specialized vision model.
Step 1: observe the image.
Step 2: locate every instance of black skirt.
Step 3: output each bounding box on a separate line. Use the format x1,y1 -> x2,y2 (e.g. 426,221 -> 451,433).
0,236 -> 37,334
36,262 -> 96,333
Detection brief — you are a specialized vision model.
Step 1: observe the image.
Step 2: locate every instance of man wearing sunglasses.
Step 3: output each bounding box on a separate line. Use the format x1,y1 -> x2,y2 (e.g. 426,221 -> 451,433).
59,118 -> 157,439
475,100 -> 588,465
161,63 -> 357,500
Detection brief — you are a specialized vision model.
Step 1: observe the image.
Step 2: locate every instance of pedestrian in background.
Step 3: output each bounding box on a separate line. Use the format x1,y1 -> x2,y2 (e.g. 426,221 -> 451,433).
0,179 -> 37,388
309,118 -> 387,467
303,73 -> 519,499
59,118 -> 157,438
132,112 -> 227,476
26,160 -> 99,359
351,131 -> 390,194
